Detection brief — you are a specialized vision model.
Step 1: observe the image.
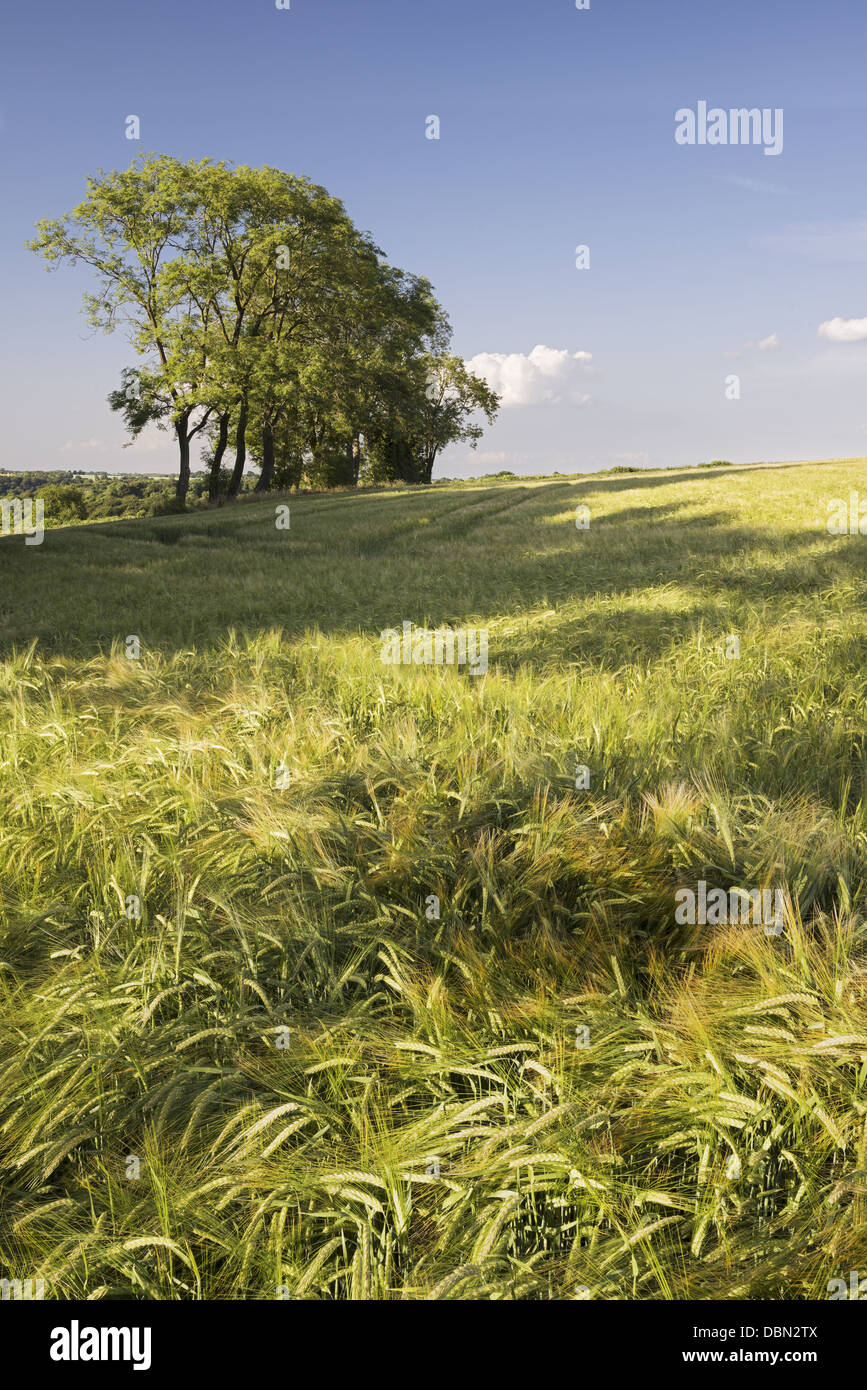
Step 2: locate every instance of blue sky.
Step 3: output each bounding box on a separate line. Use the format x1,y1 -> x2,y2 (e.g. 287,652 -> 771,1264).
1,0 -> 866,477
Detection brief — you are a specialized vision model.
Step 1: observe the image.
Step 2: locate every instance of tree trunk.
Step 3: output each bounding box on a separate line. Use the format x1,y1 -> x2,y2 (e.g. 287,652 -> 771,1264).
352,435 -> 362,486
208,412 -> 231,502
335,435 -> 355,487
421,448 -> 437,485
387,435 -> 419,483
175,414 -> 191,505
228,398 -> 249,497
256,421 -> 275,491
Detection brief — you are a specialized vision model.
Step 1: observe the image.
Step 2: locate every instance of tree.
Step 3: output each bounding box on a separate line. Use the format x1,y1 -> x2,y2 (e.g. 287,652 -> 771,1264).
29,154 -> 218,504
41,485 -> 87,523
30,155 -> 496,501
415,353 -> 500,484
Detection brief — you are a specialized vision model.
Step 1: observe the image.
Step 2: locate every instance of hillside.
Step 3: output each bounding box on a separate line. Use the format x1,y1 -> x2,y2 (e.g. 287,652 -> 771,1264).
1,459 -> 866,1300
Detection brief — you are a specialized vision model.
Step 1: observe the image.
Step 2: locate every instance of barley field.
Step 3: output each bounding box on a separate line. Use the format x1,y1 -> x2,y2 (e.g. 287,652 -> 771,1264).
1,459 -> 866,1300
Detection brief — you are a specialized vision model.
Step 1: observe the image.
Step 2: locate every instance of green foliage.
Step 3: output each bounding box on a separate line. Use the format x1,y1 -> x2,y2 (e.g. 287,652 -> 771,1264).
0,471 -> 261,525
39,485 -> 87,522
29,155 -> 498,499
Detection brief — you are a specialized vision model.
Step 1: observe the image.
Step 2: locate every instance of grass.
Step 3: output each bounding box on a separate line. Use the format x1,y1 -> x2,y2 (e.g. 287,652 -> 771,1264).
1,457 -> 866,1300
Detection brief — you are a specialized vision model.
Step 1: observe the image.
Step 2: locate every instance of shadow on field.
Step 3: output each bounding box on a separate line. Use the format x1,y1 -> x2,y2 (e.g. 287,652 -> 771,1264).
1,469 -> 865,674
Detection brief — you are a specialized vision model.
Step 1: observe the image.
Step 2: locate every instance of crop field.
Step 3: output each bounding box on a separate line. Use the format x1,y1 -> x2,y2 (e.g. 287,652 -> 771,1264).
1,459 -> 866,1300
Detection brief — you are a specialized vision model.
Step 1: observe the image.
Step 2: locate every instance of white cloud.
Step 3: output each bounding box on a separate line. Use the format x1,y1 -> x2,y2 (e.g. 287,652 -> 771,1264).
818,316 -> 867,343
716,174 -> 792,195
124,424 -> 178,455
59,437 -> 109,453
728,332 -> 781,357
465,344 -> 592,407
474,451 -> 523,466
760,219 -> 867,262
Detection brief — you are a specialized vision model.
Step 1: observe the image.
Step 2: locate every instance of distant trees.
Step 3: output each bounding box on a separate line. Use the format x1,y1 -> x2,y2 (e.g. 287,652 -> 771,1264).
0,470 -> 229,521
29,155 -> 499,504
40,485 -> 87,522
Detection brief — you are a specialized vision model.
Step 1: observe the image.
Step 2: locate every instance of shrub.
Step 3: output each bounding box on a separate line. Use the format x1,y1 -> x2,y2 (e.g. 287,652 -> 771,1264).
41,484 -> 87,522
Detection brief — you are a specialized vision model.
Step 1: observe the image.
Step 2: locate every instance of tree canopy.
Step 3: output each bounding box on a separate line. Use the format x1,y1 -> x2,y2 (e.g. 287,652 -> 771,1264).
29,154 -> 500,503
